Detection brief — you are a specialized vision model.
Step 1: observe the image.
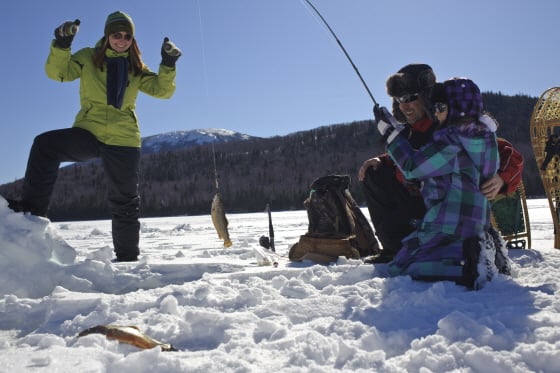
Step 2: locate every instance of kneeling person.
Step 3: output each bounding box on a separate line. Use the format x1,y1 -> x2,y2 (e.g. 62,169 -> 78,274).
376,78 -> 501,289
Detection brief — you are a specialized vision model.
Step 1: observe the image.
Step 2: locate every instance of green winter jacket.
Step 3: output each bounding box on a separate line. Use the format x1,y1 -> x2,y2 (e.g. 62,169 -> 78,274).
45,41 -> 176,148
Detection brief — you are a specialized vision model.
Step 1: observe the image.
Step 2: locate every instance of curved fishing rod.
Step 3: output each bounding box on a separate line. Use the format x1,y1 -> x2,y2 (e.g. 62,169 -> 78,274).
302,0 -> 378,106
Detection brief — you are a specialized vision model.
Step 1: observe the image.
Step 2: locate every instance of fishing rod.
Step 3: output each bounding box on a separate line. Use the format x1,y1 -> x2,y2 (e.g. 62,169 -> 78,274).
266,203 -> 275,252
258,203 -> 275,252
302,0 -> 378,106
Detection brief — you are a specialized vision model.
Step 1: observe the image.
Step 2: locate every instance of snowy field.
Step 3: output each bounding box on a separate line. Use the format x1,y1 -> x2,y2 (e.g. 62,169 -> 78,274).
0,197 -> 559,372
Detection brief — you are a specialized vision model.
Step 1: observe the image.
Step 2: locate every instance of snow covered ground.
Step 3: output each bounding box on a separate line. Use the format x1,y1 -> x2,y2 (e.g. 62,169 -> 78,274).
0,196 -> 559,372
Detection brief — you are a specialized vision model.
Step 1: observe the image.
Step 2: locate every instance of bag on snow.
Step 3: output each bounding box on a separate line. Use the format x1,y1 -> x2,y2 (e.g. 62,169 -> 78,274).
289,174 -> 380,263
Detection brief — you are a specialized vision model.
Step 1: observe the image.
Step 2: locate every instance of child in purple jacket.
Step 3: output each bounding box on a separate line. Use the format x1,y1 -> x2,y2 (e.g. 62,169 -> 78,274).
376,78 -> 501,289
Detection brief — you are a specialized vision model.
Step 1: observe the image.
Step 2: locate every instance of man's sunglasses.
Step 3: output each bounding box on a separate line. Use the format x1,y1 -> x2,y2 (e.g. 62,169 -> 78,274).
110,32 -> 132,41
395,93 -> 420,104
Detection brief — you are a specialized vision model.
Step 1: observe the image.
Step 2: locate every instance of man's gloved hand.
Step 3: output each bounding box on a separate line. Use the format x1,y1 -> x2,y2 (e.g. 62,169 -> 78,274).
161,37 -> 182,67
374,105 -> 404,144
54,19 -> 80,49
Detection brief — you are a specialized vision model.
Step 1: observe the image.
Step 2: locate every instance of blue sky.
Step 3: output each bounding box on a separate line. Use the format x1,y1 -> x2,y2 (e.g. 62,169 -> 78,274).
1,0 -> 558,185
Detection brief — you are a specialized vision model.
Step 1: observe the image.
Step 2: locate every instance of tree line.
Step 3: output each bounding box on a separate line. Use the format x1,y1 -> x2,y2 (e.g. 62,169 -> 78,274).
0,92 -> 541,221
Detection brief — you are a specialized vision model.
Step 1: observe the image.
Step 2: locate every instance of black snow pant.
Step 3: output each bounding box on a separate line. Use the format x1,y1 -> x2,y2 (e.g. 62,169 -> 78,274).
22,127 -> 141,260
360,164 -> 426,262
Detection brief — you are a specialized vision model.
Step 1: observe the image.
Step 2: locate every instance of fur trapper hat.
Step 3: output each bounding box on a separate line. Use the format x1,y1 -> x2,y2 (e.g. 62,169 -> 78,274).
386,64 -> 436,98
386,64 -> 436,123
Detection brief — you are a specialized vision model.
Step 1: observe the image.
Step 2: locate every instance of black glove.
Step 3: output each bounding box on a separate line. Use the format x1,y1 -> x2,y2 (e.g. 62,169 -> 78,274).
374,105 -> 404,144
54,19 -> 80,49
161,37 -> 182,67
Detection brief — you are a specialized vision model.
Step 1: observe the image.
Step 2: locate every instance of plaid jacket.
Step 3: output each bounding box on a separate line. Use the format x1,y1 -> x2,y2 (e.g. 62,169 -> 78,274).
387,121 -> 499,265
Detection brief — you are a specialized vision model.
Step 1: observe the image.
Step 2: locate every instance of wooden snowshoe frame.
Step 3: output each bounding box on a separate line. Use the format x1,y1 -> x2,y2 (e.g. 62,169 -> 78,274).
530,87 -> 560,249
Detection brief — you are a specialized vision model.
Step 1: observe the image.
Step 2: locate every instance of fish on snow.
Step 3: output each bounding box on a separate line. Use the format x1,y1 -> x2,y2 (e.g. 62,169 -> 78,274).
78,325 -> 177,351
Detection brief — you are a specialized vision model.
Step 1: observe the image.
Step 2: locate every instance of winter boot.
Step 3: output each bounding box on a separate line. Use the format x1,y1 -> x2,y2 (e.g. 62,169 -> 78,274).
488,227 -> 512,275
460,233 -> 501,290
459,236 -> 480,290
6,198 -> 25,213
5,198 -> 47,217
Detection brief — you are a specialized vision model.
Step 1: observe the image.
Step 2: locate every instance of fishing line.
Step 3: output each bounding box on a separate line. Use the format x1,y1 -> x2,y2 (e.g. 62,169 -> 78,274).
195,0 -> 210,99
211,142 -> 219,191
300,0 -> 378,106
198,0 -> 219,192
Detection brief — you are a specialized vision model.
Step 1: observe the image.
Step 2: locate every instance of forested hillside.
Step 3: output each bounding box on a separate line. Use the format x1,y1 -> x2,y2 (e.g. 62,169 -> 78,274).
0,92 -> 541,221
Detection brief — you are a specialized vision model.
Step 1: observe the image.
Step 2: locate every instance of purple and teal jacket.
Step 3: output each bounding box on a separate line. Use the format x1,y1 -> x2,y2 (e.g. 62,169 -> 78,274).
386,120 -> 499,271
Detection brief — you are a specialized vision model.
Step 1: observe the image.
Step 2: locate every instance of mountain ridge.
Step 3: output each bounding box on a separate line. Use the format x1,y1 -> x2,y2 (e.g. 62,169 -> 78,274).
141,128 -> 255,154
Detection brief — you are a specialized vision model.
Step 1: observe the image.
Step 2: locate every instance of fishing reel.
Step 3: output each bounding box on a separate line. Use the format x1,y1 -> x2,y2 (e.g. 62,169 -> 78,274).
259,235 -> 272,250
163,38 -> 182,57
259,203 -> 276,252
57,19 -> 80,37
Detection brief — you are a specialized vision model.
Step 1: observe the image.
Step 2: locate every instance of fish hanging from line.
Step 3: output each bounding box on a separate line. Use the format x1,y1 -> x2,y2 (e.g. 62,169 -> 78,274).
78,324 -> 177,352
211,192 -> 232,247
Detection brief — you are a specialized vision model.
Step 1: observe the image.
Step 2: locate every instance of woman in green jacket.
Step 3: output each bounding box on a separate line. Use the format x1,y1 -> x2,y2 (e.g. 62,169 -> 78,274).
9,11 -> 181,262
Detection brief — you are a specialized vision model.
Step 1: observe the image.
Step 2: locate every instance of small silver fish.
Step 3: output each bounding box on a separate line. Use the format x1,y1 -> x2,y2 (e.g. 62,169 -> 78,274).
211,192 -> 232,247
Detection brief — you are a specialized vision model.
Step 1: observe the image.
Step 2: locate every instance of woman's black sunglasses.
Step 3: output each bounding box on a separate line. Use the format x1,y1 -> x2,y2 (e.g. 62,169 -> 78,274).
433,102 -> 448,113
110,32 -> 132,41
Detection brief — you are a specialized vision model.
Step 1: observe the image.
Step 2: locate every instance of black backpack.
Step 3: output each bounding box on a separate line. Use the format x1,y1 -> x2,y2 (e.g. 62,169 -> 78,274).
301,174 -> 380,258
